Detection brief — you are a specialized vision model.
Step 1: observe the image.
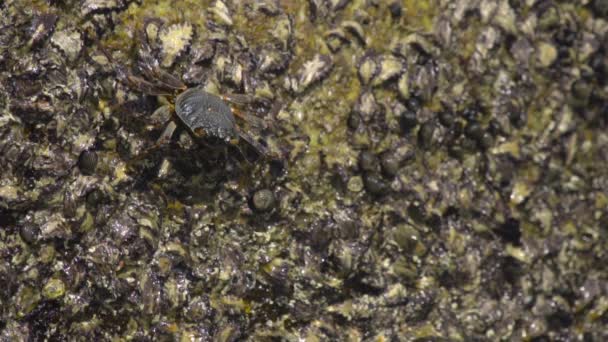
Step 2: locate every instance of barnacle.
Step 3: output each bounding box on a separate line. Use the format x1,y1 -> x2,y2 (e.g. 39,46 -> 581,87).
50,29 -> 83,62
291,54 -> 333,93
372,55 -> 405,86
209,0 -> 233,27
82,0 -> 125,16
158,22 -> 193,67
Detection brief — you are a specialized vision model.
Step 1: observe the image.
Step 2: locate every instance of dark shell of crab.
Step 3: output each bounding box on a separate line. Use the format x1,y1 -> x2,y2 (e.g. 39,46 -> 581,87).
175,88 -> 237,142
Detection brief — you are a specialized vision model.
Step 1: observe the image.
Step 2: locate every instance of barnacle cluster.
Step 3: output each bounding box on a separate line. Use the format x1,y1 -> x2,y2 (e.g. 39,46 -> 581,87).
1,0 -> 608,340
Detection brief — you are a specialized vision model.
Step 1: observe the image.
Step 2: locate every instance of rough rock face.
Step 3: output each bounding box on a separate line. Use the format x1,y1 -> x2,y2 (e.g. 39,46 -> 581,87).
1,0 -> 608,340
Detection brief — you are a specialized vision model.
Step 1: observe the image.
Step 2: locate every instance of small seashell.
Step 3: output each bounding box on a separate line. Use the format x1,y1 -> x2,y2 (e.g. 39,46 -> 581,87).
410,62 -> 438,101
324,28 -> 348,53
51,29 -> 83,63
272,15 -> 294,50
258,46 -> 291,74
397,72 -> 410,99
372,55 -> 405,86
82,0 -> 125,16
28,13 -> 58,47
158,22 -> 193,68
358,53 -> 378,86
183,64 -> 209,85
223,61 -> 244,88
309,0 -> 350,21
149,106 -> 173,129
143,18 -> 164,46
251,189 -> 276,212
434,16 -> 452,47
293,54 -> 333,94
391,33 -> 439,59
342,20 -> 366,46
329,0 -> 350,11
210,0 -> 233,27
354,91 -> 381,122
254,0 -> 281,16
308,0 -> 327,22
191,40 -> 216,64
248,78 -> 275,101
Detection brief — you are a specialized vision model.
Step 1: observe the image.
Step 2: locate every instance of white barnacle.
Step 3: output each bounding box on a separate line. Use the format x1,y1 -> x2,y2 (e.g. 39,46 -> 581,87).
296,54 -> 333,93
159,22 -> 193,68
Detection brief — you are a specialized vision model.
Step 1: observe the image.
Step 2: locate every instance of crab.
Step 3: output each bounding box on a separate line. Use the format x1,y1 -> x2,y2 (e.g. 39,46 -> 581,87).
102,36 -> 274,161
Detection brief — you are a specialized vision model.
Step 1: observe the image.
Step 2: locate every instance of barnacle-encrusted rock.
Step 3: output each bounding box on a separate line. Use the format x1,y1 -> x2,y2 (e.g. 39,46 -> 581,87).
1,0 -> 608,340
159,22 -> 193,67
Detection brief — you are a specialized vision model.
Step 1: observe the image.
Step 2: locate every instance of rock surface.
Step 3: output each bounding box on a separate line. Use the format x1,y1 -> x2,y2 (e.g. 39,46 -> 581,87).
1,0 -> 607,340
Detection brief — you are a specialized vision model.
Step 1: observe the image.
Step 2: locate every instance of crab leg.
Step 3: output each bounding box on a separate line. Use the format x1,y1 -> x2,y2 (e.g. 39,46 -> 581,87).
229,106 -> 268,130
156,121 -> 177,145
124,74 -> 175,96
137,56 -> 187,91
234,125 -> 271,158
